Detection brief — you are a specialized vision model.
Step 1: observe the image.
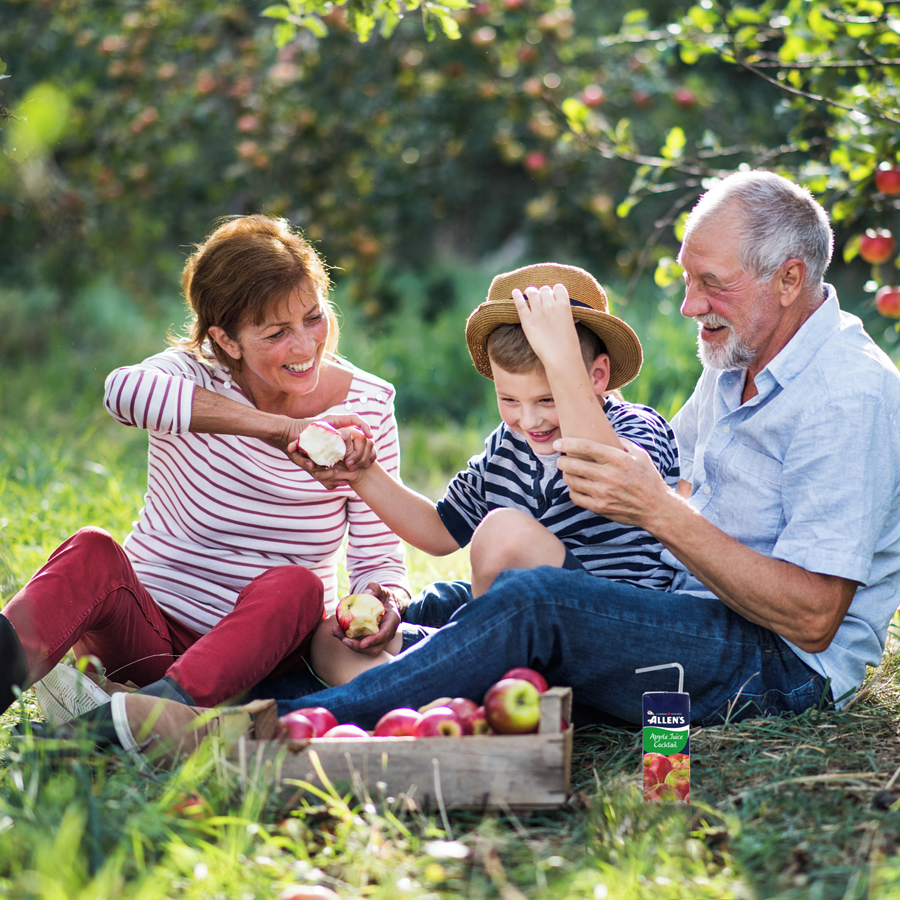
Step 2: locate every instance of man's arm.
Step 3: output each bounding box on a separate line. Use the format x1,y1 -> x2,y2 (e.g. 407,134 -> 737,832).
556,436 -> 858,653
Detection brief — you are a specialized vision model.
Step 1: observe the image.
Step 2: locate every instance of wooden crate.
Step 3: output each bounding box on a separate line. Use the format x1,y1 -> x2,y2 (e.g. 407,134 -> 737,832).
229,687 -> 573,810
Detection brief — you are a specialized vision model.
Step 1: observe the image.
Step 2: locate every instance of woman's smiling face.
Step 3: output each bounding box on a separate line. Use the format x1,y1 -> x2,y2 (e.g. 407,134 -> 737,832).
211,277 -> 330,410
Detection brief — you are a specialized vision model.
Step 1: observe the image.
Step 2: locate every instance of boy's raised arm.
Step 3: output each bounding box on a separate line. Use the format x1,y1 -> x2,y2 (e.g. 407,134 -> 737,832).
513,284 -> 622,449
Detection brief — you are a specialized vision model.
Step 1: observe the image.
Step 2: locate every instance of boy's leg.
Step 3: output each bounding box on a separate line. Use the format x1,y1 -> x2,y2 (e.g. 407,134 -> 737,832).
309,614 -> 404,686
470,508 -> 568,597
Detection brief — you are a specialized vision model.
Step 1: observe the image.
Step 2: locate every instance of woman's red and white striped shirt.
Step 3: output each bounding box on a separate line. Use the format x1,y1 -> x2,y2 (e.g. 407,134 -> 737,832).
104,349 -> 409,631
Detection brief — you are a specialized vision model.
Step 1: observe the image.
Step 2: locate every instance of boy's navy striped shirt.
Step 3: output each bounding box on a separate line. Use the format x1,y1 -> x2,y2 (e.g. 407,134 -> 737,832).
436,396 -> 680,590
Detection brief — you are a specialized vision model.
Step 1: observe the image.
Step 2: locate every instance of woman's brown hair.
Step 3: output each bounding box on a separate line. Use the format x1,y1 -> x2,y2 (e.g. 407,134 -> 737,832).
172,215 -> 338,370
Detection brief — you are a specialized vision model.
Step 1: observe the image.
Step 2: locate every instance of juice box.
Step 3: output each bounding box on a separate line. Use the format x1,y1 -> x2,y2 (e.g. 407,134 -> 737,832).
642,690 -> 690,803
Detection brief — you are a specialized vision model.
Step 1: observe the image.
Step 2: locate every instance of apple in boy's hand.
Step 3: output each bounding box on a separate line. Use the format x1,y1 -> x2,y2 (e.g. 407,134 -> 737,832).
643,752 -> 673,786
413,706 -> 465,737
298,420 -> 347,466
484,678 -> 541,734
336,593 -> 385,639
323,723 -> 369,738
501,667 -> 549,693
373,708 -> 422,736
279,712 -> 317,740
664,767 -> 690,801
291,706 -> 338,737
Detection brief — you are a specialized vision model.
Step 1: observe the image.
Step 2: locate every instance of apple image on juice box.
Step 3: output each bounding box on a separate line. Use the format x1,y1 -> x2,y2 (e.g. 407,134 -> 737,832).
642,690 -> 690,804
336,592 -> 385,639
298,421 -> 346,466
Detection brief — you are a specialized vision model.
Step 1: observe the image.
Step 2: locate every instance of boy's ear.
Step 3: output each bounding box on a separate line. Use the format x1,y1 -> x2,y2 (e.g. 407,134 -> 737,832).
590,354 -> 611,395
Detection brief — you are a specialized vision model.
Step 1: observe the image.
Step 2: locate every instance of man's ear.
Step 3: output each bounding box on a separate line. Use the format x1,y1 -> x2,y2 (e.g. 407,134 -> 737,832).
208,326 -> 242,361
777,259 -> 806,308
590,354 -> 611,395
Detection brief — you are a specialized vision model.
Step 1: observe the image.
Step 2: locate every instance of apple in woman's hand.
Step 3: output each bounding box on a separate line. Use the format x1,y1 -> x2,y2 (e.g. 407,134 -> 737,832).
336,593 -> 385,638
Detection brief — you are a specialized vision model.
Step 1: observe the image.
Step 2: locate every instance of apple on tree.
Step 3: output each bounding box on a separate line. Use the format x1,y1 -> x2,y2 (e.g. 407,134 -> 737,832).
875,163 -> 900,196
876,285 -> 900,319
483,678 -> 541,734
859,228 -> 896,265
336,592 -> 385,639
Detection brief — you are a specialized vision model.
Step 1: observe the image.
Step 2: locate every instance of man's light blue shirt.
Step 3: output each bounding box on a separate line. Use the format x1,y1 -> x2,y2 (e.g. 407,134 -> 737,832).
668,287 -> 900,706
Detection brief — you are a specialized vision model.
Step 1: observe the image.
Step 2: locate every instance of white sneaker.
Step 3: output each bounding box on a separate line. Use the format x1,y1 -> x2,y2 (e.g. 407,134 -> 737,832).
33,664 -> 111,725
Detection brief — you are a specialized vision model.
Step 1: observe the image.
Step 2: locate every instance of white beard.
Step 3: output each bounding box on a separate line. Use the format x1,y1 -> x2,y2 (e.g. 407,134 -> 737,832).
696,315 -> 755,370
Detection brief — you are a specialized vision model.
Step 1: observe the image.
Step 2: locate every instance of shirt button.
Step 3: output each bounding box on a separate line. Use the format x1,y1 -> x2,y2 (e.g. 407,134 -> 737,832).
702,485 -> 711,495
722,424 -> 730,434
223,381 -> 231,390
344,400 -> 353,410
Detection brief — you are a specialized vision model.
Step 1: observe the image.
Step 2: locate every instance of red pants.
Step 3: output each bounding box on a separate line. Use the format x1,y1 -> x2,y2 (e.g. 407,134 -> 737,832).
1,527 -> 325,707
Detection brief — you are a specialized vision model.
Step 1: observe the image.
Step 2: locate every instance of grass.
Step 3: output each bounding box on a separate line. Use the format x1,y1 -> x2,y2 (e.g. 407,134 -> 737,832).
4,409 -> 900,898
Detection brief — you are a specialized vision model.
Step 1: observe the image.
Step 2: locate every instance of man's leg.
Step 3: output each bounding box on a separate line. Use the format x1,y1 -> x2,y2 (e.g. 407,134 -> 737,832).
275,566 -> 831,729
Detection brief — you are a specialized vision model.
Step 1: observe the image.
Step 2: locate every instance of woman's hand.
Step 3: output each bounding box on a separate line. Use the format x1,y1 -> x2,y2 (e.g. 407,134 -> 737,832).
284,415 -> 376,487
331,582 -> 406,655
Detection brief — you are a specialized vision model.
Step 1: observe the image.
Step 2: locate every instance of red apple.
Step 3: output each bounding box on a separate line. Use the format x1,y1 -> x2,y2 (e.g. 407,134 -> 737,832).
579,84 -> 605,108
644,782 -> 680,803
673,86 -> 697,108
664,767 -> 690,801
373,708 -> 422,736
642,752 -> 672,787
470,705 -> 491,735
413,706 -> 465,737
876,163 -> 900,196
291,706 -> 338,737
335,593 -> 384,639
483,678 -> 541,734
668,752 -> 689,769
444,697 -> 480,734
502,667 -> 548,693
279,712 -> 317,740
876,285 -> 900,318
523,152 -> 548,174
323,723 -> 369,738
859,228 -> 896,265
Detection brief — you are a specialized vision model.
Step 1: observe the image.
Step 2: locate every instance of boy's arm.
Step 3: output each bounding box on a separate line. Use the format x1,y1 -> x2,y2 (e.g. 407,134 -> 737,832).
513,284 -> 623,449
324,461 -> 461,556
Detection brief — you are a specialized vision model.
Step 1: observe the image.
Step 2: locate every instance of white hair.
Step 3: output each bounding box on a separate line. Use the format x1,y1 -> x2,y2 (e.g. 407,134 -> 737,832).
683,170 -> 834,293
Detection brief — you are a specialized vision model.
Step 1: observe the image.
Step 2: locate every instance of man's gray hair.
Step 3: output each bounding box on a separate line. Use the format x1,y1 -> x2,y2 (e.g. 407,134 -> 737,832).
684,170 -> 834,292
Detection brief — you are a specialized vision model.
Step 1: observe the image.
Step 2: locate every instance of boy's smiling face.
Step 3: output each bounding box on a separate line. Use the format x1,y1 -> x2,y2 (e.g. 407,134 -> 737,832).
492,364 -> 562,455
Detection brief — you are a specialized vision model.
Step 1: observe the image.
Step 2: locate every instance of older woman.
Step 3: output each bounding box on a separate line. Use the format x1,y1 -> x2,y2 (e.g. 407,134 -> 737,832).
0,215 -> 409,719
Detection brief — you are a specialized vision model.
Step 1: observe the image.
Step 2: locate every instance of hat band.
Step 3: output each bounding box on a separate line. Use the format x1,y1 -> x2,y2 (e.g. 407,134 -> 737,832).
569,299 -> 592,310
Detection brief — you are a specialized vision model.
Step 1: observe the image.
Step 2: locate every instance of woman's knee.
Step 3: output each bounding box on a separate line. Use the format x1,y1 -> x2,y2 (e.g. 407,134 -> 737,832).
244,566 -> 325,622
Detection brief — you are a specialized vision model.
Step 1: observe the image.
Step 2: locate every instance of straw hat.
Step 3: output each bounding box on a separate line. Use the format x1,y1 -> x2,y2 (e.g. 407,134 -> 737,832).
465,262 -> 643,390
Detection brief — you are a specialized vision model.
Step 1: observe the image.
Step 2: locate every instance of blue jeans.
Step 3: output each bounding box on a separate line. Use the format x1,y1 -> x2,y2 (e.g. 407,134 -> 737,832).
272,568 -> 832,729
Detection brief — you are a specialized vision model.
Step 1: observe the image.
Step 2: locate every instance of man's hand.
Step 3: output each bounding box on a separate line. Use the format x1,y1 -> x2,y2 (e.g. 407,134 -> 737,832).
555,436 -> 674,529
331,582 -> 405,655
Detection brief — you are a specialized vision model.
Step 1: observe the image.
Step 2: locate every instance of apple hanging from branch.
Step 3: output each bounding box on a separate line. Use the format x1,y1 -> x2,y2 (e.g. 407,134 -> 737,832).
876,285 -> 900,318
875,163 -> 900,196
859,228 -> 896,265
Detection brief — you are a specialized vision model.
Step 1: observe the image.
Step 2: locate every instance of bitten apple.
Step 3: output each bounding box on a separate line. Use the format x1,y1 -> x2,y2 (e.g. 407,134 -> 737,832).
859,228 -> 896,265
413,707 -> 465,737
298,421 -> 346,466
502,667 -> 549,693
336,593 -> 385,639
484,678 -> 541,734
374,708 -> 422,736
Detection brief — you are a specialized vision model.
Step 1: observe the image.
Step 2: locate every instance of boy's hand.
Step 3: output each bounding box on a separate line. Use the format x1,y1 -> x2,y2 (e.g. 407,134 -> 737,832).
331,582 -> 404,655
512,283 -> 583,367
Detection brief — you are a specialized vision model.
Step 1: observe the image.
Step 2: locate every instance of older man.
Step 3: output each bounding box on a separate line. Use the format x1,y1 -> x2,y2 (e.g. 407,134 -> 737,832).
63,170 -> 900,751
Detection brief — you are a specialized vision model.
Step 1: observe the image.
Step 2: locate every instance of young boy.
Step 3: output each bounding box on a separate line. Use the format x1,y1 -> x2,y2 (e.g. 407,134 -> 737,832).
309,262 -> 679,683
